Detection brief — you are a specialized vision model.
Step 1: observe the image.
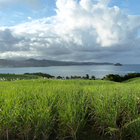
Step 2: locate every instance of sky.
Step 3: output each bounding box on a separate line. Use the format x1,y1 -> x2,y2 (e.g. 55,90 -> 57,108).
0,0 -> 140,64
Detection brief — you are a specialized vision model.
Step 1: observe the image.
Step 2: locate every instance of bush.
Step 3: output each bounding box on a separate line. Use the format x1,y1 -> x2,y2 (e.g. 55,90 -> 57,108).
103,74 -> 122,82
66,76 -> 69,79
103,73 -> 140,82
91,75 -> 95,80
70,75 -> 82,79
56,76 -> 63,79
24,72 -> 55,78
85,74 -> 89,79
122,73 -> 140,81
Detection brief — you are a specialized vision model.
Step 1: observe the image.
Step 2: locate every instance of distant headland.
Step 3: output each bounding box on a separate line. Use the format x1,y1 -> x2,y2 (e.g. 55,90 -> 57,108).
0,58 -> 114,68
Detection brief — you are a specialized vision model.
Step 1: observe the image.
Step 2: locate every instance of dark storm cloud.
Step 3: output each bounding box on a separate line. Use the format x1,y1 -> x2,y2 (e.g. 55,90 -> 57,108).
0,28 -> 29,52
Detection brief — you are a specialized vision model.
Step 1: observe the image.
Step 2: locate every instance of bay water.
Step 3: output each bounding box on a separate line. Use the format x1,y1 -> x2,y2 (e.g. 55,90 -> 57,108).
0,64 -> 139,78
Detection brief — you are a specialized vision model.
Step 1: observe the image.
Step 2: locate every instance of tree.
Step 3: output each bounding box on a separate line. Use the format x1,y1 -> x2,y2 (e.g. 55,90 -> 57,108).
85,74 -> 89,79
66,76 -> 69,79
103,74 -> 122,82
56,76 -> 63,79
91,75 -> 95,80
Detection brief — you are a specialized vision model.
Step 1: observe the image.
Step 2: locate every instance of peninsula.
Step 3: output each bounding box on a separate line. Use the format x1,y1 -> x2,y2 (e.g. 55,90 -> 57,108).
0,59 -> 114,68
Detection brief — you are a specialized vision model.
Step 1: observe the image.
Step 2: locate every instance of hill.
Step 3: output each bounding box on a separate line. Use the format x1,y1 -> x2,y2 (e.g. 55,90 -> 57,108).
122,77 -> 140,83
0,58 -> 114,68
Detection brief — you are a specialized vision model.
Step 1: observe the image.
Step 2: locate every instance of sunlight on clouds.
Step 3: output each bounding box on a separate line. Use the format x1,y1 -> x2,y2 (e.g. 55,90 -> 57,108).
54,0 -> 140,47
0,51 -> 29,58
79,0 -> 93,11
1,0 -> 140,62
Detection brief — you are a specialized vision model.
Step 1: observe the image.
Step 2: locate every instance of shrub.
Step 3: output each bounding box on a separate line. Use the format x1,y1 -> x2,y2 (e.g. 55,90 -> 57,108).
122,73 -> 140,81
103,74 -> 122,82
24,72 -> 55,78
56,76 -> 63,79
66,76 -> 69,79
85,74 -> 89,79
91,75 -> 95,80
103,73 -> 140,82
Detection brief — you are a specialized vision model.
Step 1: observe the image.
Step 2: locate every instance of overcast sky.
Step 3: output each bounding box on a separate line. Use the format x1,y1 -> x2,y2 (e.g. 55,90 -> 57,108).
0,0 -> 140,64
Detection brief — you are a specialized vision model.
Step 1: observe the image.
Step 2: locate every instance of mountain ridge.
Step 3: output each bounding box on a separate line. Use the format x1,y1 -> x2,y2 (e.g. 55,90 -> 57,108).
0,58 -> 114,68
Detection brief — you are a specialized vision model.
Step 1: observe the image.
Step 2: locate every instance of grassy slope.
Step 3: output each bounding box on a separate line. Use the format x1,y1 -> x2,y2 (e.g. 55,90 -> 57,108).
0,73 -> 41,81
122,77 -> 140,83
0,77 -> 140,139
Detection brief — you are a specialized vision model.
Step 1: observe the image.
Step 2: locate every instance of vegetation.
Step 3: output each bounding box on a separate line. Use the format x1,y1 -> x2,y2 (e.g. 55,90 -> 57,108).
24,72 -> 55,79
103,72 -> 140,82
1,75 -> 140,139
0,73 -> 41,81
24,73 -> 95,80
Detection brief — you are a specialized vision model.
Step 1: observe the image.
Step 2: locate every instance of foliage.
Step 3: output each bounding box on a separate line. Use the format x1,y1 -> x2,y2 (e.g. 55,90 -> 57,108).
103,73 -> 140,82
56,75 -> 63,79
0,73 -> 40,81
24,73 -> 95,80
122,73 -> 140,81
24,72 -> 55,78
1,78 -> 140,139
91,75 -> 95,80
103,74 -> 122,82
85,74 -> 89,79
70,75 -> 82,79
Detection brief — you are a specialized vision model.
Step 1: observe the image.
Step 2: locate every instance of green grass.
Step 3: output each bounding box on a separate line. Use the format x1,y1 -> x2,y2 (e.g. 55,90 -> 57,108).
0,73 -> 41,81
1,77 -> 140,139
122,77 -> 140,83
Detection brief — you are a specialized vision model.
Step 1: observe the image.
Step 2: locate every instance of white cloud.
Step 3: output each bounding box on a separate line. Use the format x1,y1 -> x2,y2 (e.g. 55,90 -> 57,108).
54,0 -> 140,48
28,16 -> 32,20
0,0 -> 140,63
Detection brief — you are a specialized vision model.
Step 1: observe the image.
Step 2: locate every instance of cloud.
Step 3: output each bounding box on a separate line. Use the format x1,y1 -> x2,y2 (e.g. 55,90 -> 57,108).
0,0 -> 41,9
24,0 -> 41,9
97,0 -> 110,5
0,28 -> 32,52
0,1 -> 9,9
0,0 -> 140,63
28,16 -> 32,20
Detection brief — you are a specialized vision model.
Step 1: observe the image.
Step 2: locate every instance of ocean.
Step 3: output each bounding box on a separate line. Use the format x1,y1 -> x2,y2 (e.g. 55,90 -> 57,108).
0,64 -> 139,78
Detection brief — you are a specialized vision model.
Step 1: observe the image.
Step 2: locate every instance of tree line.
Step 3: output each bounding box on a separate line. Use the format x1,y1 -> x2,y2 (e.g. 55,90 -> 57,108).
24,72 -> 95,80
103,73 -> 140,82
24,72 -> 140,82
